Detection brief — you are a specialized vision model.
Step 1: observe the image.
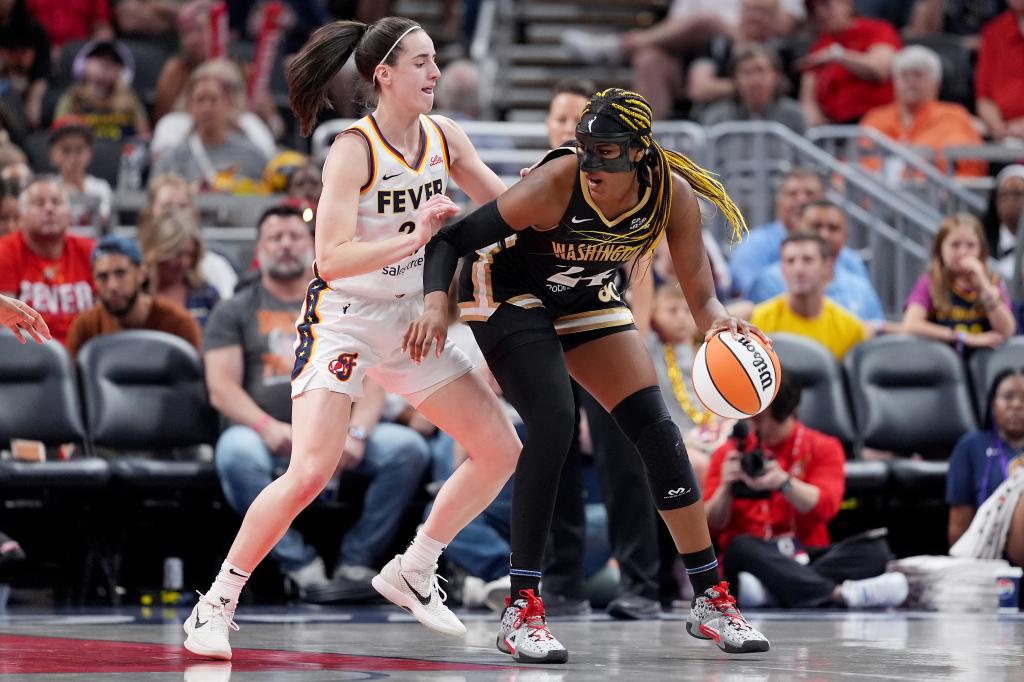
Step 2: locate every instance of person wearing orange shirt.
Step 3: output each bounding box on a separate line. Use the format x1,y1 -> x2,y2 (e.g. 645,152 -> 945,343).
861,45 -> 986,177
0,177 -> 94,345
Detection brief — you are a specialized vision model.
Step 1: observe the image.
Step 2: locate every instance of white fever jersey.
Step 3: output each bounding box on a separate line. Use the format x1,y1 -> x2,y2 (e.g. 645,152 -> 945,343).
324,113 -> 451,298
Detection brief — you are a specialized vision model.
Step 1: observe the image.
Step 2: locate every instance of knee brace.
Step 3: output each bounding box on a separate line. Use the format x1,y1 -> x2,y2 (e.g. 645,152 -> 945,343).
611,386 -> 702,510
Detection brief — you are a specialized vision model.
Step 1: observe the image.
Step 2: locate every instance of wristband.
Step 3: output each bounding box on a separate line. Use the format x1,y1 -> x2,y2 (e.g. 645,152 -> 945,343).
955,330 -> 966,353
252,414 -> 272,432
778,475 -> 793,493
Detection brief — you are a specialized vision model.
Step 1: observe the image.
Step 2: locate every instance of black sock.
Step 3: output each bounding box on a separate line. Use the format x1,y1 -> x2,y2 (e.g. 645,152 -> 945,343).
680,546 -> 720,596
510,568 -> 542,602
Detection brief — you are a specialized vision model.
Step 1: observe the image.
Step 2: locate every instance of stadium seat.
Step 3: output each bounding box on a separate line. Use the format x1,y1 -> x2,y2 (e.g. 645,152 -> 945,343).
845,335 -> 977,458
77,330 -> 218,451
770,333 -> 859,455
967,337 -> 1024,423
889,459 -> 950,498
0,331 -> 87,446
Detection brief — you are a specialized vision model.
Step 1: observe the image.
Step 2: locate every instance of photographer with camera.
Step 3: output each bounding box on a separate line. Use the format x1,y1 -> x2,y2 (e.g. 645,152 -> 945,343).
704,375 -> 909,609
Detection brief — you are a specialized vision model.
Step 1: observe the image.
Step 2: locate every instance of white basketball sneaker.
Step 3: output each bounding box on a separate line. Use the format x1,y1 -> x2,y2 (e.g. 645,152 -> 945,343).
687,581 -> 770,654
372,554 -> 466,636
183,591 -> 239,660
496,589 -> 569,664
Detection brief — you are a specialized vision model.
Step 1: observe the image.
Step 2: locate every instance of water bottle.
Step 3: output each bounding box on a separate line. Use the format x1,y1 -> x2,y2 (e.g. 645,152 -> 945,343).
161,556 -> 184,605
118,142 -> 145,192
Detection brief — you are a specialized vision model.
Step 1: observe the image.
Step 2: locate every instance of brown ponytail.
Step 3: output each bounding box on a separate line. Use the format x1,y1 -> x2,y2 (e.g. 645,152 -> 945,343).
287,16 -> 422,136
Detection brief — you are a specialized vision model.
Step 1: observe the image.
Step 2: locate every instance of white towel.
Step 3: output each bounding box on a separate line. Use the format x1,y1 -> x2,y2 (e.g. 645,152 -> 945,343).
950,472 -> 1024,560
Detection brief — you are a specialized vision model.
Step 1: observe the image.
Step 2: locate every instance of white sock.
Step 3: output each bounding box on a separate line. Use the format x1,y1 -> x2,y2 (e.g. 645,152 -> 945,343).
206,561 -> 250,611
401,531 -> 446,572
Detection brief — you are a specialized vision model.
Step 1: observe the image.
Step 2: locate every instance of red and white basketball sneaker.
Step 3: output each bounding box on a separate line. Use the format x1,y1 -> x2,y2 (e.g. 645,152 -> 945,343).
687,581 -> 770,654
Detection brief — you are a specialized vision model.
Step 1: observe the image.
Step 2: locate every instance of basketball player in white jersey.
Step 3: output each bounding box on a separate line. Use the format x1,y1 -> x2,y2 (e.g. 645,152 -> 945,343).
183,17 -> 521,660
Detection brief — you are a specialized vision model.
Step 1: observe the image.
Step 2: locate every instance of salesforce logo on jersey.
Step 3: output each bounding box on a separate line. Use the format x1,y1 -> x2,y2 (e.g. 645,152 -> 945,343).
382,257 -> 424,277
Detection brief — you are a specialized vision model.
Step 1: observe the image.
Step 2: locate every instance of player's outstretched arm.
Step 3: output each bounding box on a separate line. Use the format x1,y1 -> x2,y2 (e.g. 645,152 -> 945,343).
0,294 -> 51,344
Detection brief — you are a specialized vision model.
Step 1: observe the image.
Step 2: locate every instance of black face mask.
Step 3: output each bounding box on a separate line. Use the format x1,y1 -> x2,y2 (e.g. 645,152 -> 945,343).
575,132 -> 640,173
575,111 -> 647,173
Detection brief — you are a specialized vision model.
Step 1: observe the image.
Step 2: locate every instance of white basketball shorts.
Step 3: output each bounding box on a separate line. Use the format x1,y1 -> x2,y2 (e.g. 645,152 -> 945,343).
290,280 -> 472,406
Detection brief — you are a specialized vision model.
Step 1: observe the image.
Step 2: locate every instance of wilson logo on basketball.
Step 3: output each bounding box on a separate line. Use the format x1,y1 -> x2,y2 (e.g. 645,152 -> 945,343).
328,352 -> 359,382
736,336 -> 774,391
429,154 -> 444,167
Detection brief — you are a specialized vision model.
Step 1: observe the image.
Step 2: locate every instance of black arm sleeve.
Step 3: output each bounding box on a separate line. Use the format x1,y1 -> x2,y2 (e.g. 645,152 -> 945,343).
423,199 -> 516,295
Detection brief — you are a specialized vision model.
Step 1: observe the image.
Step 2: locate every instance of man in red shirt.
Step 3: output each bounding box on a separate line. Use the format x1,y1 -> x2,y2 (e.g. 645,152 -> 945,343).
798,0 -> 901,124
704,376 -> 908,609
0,177 -> 95,345
26,0 -> 112,52
976,1 -> 1024,142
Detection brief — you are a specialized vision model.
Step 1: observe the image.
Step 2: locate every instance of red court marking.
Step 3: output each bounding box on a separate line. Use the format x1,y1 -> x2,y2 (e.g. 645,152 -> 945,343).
0,634 -> 514,674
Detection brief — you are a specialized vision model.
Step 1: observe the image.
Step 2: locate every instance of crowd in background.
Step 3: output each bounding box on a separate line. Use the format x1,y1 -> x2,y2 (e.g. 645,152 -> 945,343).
2,0 -> 1024,612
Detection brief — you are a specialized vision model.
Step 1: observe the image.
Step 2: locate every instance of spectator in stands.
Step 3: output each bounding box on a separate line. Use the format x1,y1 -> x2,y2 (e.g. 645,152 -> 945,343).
748,200 -> 885,322
0,160 -> 32,192
0,177 -> 94,345
751,231 -> 868,360
705,375 -> 909,609
153,0 -> 210,122
902,213 -> 1015,351
206,206 -> 429,601
66,234 -> 200,358
699,43 -> 806,133
153,2 -> 283,143
137,173 -> 238,299
545,79 -> 592,150
687,0 -> 787,115
26,0 -> 112,54
861,45 -> 985,177
0,181 -> 19,236
0,0 -> 52,129
976,0 -> 1024,142
113,0 -> 182,40
138,208 -> 219,327
729,168 -> 828,298
54,40 -> 151,143
285,161 -> 322,209
0,529 -> 26,571
798,0 -> 901,125
988,165 -> 1024,282
151,59 -> 271,193
947,367 -> 1024,567
649,283 -> 713,483
562,0 -> 804,118
906,0 -> 1006,47
48,116 -> 112,230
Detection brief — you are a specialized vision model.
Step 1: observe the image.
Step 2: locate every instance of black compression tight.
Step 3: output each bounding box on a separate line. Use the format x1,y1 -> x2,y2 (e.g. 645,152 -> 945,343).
486,336 -> 577,599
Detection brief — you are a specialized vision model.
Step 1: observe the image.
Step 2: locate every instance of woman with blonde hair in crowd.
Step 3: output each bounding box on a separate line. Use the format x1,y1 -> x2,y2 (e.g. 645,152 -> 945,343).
151,59 -> 272,191
138,172 -> 238,298
139,208 -> 220,327
902,212 -> 1016,353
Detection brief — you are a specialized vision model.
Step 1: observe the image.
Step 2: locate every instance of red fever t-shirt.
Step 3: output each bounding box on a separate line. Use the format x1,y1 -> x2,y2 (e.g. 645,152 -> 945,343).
0,231 -> 95,345
811,17 -> 901,123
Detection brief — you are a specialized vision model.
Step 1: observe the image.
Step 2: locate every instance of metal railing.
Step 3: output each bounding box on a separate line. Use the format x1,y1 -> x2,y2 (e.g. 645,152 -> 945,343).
807,125 -> 987,216
704,121 -> 942,315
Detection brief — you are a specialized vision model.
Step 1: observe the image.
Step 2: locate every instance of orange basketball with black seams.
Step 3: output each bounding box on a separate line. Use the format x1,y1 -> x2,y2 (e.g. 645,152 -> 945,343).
691,332 -> 781,420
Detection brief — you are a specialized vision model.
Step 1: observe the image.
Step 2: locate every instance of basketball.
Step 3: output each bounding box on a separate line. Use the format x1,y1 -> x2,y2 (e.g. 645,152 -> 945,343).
692,332 -> 782,419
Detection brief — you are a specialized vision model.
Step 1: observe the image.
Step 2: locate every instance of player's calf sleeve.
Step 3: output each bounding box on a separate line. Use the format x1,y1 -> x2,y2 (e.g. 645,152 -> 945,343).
610,386 -> 702,510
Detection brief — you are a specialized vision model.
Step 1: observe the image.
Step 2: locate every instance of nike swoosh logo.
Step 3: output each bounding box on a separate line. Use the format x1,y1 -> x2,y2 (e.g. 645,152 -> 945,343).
228,568 -> 247,577
194,613 -> 208,629
570,216 -> 591,224
383,172 -> 403,181
401,575 -> 433,606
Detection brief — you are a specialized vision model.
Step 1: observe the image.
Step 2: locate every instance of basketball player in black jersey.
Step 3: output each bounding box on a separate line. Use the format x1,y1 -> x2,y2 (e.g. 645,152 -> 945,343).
408,88 -> 772,661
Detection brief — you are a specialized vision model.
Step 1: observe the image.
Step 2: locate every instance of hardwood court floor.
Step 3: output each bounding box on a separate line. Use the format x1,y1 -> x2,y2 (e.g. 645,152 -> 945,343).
2,605 -> 1023,681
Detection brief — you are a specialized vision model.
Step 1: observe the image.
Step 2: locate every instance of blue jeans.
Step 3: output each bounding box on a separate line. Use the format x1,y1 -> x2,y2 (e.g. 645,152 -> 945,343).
215,422 -> 430,573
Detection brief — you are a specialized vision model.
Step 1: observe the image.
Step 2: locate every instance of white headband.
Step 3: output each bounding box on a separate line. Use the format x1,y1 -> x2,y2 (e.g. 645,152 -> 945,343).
373,25 -> 421,84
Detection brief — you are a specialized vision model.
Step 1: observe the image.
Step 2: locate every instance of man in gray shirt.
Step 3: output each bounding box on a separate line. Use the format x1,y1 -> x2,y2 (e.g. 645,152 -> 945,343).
202,205 -> 429,602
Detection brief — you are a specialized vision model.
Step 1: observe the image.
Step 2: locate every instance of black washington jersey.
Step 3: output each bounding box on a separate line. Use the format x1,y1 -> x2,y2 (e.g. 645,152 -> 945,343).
458,149 -> 657,339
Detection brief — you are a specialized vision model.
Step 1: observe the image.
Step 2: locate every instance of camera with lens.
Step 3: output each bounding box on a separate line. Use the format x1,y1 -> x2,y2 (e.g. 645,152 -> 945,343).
730,421 -> 772,499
